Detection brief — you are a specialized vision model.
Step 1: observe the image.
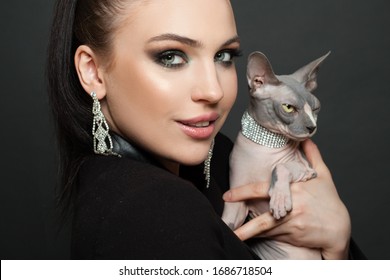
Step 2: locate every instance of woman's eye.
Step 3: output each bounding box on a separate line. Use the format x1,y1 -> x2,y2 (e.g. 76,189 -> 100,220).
282,104 -> 296,113
214,49 -> 242,66
215,51 -> 232,63
157,51 -> 187,68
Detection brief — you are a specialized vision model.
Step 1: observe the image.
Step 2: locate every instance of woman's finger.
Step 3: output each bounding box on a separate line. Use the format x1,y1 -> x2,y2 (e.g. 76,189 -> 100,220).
223,181 -> 270,202
301,139 -> 332,177
301,140 -> 324,169
233,212 -> 282,241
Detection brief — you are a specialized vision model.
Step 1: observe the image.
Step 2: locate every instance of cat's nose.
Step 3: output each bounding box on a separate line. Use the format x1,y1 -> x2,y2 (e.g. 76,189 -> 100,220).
307,126 -> 316,134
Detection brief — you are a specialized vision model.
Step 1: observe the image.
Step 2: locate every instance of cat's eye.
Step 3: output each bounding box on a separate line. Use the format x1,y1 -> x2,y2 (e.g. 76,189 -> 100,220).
282,104 -> 296,113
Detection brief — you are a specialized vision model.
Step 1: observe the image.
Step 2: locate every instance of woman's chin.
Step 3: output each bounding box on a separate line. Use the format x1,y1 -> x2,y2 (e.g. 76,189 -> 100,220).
179,155 -> 208,166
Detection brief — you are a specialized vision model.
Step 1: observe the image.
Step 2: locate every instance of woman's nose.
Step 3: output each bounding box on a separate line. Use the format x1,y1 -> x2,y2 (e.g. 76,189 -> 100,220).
191,62 -> 224,104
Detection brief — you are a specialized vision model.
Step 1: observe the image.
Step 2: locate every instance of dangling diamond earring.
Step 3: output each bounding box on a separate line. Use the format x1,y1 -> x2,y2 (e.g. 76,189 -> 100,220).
203,139 -> 215,188
91,92 -> 117,156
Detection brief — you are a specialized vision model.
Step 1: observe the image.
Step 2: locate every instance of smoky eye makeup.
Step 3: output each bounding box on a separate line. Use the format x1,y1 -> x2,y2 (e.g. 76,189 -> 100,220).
150,48 -> 242,69
149,49 -> 189,69
147,43 -> 242,69
214,48 -> 242,67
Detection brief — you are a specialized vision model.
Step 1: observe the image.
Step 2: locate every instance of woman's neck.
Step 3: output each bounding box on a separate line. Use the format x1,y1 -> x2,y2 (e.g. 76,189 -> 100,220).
111,132 -> 180,175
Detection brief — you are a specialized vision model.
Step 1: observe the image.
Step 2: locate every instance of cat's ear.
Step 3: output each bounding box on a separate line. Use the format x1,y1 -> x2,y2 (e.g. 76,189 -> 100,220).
247,52 -> 280,89
291,51 -> 331,92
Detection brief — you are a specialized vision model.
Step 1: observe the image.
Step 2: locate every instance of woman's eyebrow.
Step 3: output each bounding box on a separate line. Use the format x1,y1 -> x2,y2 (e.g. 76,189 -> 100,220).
147,33 -> 240,48
221,35 -> 240,48
147,33 -> 202,47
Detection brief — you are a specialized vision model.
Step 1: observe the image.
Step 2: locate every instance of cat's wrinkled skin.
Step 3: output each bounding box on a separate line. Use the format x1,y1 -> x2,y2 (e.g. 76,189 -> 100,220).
222,51 -> 330,259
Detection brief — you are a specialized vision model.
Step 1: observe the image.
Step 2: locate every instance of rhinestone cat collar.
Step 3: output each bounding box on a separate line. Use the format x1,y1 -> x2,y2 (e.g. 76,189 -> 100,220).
241,110 -> 289,148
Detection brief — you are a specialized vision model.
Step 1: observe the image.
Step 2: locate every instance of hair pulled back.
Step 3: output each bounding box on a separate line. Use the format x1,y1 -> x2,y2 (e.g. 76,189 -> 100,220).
46,0 -> 128,214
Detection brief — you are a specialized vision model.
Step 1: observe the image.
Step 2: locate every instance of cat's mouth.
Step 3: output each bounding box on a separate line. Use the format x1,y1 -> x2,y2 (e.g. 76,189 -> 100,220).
287,130 -> 317,141
275,125 -> 317,141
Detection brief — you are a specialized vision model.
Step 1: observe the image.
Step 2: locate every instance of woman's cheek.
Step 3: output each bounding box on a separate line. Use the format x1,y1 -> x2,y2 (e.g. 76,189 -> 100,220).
223,69 -> 238,110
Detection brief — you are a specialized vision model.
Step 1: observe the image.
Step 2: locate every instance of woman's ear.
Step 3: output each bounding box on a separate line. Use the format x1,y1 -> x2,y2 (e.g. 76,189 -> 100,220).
74,45 -> 106,99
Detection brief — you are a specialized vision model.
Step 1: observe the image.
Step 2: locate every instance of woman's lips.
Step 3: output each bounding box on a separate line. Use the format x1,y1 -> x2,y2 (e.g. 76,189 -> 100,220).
177,113 -> 219,139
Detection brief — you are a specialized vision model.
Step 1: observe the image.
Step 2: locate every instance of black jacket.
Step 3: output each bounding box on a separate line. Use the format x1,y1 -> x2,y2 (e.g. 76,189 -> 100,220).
71,133 -> 257,259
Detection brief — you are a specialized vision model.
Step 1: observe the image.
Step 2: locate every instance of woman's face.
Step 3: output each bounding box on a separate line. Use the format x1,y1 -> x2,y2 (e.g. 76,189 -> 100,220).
101,0 -> 239,172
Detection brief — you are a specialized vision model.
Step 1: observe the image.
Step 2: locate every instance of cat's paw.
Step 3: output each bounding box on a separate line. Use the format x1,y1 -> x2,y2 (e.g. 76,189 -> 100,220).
268,188 -> 292,220
308,170 -> 317,179
302,169 -> 317,181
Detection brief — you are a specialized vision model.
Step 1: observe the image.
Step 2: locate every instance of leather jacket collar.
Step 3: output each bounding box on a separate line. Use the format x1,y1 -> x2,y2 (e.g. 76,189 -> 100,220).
111,133 -> 154,164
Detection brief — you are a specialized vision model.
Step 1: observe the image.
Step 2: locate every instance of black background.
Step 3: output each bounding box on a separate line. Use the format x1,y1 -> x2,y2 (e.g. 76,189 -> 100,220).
1,0 -> 389,259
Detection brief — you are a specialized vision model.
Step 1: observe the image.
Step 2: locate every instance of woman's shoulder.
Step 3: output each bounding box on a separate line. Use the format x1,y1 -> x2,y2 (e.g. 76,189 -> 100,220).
72,154 -> 239,259
72,147 -> 256,260
76,154 -> 205,205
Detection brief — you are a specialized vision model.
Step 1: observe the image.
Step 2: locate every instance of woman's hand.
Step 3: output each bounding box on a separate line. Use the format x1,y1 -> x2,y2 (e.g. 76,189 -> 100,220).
223,139 -> 351,259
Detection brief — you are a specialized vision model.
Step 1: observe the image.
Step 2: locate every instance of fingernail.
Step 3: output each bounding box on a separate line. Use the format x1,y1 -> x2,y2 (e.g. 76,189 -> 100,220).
223,191 -> 231,201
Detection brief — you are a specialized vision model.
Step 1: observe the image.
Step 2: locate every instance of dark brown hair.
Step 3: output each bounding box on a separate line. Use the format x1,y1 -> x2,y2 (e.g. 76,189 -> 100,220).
46,0 -> 129,216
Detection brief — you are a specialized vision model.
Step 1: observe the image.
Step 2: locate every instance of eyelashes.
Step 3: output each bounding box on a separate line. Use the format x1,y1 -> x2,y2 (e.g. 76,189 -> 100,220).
215,48 -> 243,66
154,50 -> 188,68
152,48 -> 242,69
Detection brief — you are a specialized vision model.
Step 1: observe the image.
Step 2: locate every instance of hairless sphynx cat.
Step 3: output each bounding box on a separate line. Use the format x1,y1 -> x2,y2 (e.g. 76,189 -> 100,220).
222,51 -> 330,259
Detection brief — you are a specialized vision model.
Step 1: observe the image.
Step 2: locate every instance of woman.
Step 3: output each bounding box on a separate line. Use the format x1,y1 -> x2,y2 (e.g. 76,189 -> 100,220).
47,0 -> 363,259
